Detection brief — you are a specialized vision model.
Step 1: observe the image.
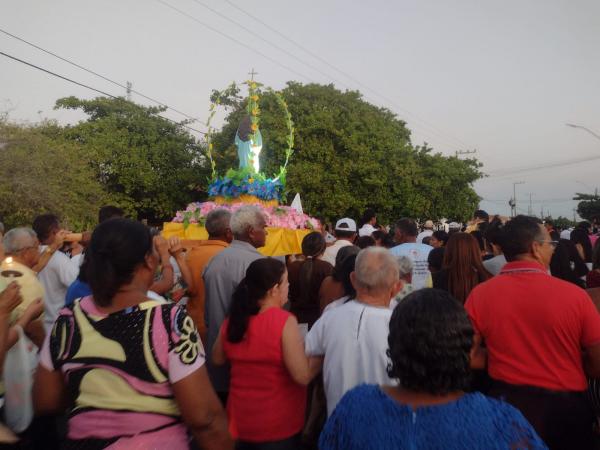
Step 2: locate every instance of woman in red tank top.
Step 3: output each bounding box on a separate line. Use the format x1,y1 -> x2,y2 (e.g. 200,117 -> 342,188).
212,258 -> 322,449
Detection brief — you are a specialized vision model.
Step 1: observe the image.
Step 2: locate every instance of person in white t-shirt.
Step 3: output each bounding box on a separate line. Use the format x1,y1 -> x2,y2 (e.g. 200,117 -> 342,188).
322,218 -> 357,267
33,214 -> 83,332
305,247 -> 402,416
416,220 -> 434,243
358,208 -> 378,237
389,218 -> 433,290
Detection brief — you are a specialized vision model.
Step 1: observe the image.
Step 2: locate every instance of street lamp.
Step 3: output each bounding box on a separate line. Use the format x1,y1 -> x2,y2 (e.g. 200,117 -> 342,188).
566,123 -> 600,142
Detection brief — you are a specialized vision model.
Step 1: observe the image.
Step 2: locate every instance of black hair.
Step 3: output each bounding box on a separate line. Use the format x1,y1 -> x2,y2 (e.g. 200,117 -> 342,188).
360,208 -> 376,227
32,214 -> 60,242
427,247 -> 445,273
483,216 -> 504,246
336,253 -> 357,298
236,115 -> 253,142
387,288 -> 473,395
356,235 -> 376,249
474,210 -> 489,221
373,230 -> 396,249
422,236 -> 432,246
571,227 -> 593,263
469,230 -> 485,252
395,218 -> 418,237
301,232 -> 326,258
98,205 -> 124,224
227,258 -> 285,343
335,229 -> 356,239
432,230 -> 449,246
298,232 -> 326,308
499,215 -> 543,261
550,239 -> 588,288
85,218 -> 153,307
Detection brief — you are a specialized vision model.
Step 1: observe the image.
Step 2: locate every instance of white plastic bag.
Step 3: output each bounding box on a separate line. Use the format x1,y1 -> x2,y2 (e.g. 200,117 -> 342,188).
3,325 -> 38,433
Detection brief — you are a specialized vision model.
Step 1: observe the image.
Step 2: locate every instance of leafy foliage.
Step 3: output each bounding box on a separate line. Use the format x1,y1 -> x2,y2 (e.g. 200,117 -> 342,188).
54,96 -> 208,222
210,82 -> 483,223
0,121 -> 114,229
574,192 -> 600,222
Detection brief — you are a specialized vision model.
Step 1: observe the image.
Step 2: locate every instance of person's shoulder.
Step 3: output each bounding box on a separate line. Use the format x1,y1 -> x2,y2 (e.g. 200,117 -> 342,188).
343,384 -> 382,401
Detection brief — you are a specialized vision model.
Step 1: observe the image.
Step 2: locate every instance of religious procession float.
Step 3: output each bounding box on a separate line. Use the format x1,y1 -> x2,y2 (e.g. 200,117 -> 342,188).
162,75 -> 320,256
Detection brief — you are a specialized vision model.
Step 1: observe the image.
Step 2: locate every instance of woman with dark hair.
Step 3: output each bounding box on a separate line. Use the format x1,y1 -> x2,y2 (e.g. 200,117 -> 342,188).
212,258 -> 321,449
318,245 -> 360,312
319,289 -> 546,449
429,230 -> 449,248
571,221 -> 593,265
482,216 -> 507,275
288,232 -> 333,329
372,230 -> 395,249
432,233 -> 492,303
356,235 -> 376,249
550,239 -> 589,288
34,218 -> 232,449
587,239 -> 600,288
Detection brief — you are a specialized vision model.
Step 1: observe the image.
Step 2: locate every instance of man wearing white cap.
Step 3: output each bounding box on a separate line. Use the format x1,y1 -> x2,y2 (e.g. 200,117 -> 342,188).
417,220 -> 434,244
322,218 -> 357,267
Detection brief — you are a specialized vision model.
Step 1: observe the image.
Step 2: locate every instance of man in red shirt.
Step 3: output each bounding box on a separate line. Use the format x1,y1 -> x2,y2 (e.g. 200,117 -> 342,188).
465,215 -> 600,449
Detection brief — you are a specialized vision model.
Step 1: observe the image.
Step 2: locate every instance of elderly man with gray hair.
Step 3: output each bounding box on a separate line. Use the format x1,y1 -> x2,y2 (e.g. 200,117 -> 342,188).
202,205 -> 267,402
306,246 -> 402,416
1,228 -> 45,346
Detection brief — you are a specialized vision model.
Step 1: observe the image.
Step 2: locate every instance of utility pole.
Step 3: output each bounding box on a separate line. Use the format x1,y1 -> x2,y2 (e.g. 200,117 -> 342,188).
573,208 -> 577,224
455,149 -> 477,158
126,81 -> 132,101
510,181 -> 525,217
528,193 -> 533,216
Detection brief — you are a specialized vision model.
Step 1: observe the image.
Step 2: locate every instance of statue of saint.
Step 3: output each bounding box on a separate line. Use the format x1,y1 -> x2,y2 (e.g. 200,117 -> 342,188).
235,115 -> 262,173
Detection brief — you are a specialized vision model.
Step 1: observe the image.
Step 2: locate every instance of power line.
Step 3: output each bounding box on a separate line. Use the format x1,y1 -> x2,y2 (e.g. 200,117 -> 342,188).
484,153 -> 600,179
158,0 -> 466,153
0,50 -> 207,135
156,0 -> 313,83
187,0 -> 345,87
0,27 -> 202,124
220,0 -> 474,151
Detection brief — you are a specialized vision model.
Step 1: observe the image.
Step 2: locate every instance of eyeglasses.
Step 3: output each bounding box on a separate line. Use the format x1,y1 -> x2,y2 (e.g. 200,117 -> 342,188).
536,240 -> 558,248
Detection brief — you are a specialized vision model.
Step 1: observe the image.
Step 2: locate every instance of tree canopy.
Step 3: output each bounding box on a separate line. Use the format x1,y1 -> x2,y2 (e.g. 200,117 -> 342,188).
574,192 -> 600,222
55,96 -> 208,222
210,82 -> 482,223
0,121 -> 113,229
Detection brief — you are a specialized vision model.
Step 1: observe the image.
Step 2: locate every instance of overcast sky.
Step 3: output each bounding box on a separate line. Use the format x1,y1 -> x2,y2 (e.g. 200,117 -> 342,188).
2,0 -> 599,219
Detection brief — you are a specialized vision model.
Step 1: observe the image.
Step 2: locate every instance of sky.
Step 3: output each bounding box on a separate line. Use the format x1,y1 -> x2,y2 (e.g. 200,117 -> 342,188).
1,0 -> 599,219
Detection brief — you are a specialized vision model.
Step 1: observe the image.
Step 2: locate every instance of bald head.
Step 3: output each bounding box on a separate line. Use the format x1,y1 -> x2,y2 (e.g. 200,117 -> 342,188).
353,247 -> 399,295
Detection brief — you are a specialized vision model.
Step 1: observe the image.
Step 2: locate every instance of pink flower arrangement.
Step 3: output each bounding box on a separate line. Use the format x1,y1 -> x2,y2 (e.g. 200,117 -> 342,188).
172,201 -> 321,230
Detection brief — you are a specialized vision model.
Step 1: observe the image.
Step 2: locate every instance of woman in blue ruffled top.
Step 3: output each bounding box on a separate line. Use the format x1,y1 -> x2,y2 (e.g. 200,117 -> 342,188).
319,288 -> 547,450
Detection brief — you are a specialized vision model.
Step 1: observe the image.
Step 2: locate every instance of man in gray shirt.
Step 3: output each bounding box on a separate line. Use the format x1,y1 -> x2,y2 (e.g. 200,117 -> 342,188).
203,205 -> 267,400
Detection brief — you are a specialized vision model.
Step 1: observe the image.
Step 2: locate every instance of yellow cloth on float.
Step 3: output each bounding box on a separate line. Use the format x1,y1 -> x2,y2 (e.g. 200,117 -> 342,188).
213,195 -> 278,208
162,223 -> 311,256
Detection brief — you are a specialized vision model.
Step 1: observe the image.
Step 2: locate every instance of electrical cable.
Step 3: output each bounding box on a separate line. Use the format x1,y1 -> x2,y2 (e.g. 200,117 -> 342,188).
0,50 -> 207,135
0,27 -> 203,124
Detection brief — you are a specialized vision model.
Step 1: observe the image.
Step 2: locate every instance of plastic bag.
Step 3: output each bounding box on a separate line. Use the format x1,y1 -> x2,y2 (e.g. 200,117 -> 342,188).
4,325 -> 38,433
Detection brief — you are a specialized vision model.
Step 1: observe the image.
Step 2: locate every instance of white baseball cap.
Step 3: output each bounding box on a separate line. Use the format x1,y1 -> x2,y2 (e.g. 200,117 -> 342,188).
335,218 -> 357,232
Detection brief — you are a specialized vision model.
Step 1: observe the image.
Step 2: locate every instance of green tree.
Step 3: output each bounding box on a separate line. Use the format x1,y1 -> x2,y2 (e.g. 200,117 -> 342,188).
55,96 -> 208,222
210,82 -> 482,223
574,192 -> 600,222
544,215 -> 575,230
0,121 -> 114,230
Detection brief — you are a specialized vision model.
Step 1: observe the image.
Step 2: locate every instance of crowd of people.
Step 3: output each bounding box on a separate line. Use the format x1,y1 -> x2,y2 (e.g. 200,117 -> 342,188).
0,204 -> 599,449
